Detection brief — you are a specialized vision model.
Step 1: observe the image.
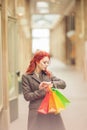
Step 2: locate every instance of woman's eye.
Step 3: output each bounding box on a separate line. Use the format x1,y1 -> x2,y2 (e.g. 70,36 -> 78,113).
43,61 -> 49,64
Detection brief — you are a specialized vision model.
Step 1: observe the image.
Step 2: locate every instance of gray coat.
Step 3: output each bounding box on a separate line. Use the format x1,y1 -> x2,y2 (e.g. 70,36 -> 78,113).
22,71 -> 66,130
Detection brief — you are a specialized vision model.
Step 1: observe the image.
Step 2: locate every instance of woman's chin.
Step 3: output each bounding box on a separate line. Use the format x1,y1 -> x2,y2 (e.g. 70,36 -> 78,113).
43,68 -> 47,71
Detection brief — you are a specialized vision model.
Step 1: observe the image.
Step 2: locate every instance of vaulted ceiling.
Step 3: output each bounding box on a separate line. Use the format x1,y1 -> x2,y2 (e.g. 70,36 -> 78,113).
30,0 -> 75,29
30,0 -> 75,15
16,0 -> 75,29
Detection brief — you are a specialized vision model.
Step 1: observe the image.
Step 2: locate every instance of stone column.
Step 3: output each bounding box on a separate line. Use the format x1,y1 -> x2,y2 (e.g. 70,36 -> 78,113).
0,0 -> 10,130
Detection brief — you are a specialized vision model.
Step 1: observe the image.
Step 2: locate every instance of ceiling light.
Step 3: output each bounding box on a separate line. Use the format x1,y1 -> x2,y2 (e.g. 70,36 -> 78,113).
67,30 -> 75,38
16,7 -> 25,16
36,2 -> 49,8
36,1 -> 49,13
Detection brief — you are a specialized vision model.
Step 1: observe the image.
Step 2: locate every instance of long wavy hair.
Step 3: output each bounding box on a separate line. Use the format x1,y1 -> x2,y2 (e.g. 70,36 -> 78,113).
26,50 -> 51,77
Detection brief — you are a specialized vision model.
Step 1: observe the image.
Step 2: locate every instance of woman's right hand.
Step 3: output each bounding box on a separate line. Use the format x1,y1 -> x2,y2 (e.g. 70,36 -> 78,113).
39,81 -> 53,92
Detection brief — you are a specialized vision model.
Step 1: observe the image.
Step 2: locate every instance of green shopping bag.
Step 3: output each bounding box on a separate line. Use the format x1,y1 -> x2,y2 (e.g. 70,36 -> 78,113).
52,87 -> 70,107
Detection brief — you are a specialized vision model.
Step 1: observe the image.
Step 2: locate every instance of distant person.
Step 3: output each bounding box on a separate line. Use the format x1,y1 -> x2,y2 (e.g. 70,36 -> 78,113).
22,50 -> 66,130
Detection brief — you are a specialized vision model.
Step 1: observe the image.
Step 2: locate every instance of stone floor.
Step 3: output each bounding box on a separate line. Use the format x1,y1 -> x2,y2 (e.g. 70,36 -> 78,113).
10,59 -> 87,130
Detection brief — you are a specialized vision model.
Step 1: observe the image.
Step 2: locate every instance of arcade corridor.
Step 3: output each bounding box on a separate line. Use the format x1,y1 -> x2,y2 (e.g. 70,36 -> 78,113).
0,0 -> 87,130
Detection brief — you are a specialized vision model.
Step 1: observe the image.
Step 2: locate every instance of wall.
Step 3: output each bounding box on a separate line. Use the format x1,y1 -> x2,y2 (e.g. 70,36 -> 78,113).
16,0 -> 32,74
50,18 -> 66,63
83,0 -> 87,80
0,0 -> 32,129
75,0 -> 85,71
0,0 -> 9,130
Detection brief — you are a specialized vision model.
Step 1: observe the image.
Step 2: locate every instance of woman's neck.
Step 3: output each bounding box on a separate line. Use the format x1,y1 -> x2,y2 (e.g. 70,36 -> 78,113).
34,67 -> 41,74
34,68 -> 41,78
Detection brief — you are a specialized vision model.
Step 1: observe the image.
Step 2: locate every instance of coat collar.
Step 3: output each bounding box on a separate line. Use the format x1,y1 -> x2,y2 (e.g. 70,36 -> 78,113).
31,73 -> 41,83
30,71 -> 50,83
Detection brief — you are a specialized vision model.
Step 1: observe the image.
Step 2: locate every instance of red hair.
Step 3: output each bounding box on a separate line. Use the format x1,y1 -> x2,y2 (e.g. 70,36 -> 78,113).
26,50 -> 51,77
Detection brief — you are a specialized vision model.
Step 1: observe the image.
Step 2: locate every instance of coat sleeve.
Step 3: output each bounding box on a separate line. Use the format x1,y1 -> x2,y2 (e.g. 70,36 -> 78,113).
22,74 -> 46,102
51,75 -> 66,89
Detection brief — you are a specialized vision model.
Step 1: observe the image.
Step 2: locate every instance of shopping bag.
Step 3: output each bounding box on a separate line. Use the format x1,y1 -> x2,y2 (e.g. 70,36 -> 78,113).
52,91 -> 65,114
38,92 -> 49,114
52,88 -> 70,107
48,91 -> 57,113
38,87 -> 70,114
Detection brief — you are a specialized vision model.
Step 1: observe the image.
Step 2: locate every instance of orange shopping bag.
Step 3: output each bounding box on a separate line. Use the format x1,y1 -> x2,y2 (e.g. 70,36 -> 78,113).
48,91 -> 57,113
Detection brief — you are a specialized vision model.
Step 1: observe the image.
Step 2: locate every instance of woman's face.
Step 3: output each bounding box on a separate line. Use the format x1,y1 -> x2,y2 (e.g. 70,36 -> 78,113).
36,56 -> 50,71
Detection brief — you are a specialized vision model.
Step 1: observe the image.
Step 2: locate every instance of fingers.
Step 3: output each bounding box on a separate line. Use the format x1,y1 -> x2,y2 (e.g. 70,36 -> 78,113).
39,83 -> 48,90
39,81 -> 53,92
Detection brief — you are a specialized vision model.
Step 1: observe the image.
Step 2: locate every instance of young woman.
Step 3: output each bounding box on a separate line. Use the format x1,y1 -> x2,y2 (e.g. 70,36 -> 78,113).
22,50 -> 66,130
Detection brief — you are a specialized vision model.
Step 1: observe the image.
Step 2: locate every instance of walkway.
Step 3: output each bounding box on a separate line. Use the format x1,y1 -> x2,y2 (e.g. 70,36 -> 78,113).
10,59 -> 87,130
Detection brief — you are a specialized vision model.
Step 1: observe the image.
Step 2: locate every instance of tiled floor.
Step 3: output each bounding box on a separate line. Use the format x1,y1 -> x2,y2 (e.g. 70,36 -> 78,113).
10,59 -> 87,130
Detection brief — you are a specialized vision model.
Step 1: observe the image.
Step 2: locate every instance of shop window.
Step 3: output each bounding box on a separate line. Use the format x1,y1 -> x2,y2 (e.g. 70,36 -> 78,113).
8,17 -> 18,100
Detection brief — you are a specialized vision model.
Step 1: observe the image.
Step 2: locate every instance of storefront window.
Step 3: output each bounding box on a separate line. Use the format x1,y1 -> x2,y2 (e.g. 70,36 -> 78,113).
0,10 -> 3,110
8,17 -> 18,99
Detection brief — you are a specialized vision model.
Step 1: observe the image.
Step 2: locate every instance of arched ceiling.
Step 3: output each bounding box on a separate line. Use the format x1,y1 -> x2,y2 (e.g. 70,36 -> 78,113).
30,0 -> 75,29
16,0 -> 75,29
